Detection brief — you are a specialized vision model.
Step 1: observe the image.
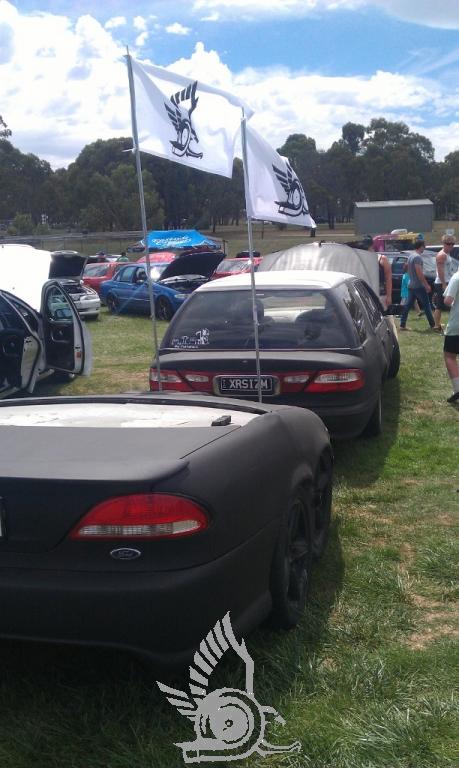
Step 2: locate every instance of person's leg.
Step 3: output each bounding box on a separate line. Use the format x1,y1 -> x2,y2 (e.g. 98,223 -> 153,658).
432,285 -> 443,328
414,287 -> 435,327
443,336 -> 459,402
400,289 -> 416,328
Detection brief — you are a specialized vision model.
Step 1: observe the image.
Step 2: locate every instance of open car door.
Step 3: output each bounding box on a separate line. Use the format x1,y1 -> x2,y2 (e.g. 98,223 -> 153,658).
0,292 -> 42,396
41,281 -> 92,375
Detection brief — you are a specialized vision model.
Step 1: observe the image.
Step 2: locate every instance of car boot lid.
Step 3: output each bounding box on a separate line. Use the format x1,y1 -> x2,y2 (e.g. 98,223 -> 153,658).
0,244 -> 87,310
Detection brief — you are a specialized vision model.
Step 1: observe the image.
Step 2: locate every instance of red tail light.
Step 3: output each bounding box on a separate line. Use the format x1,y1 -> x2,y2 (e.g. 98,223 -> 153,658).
150,368 -> 213,392
149,368 -> 192,391
69,494 -> 209,540
307,369 -> 364,392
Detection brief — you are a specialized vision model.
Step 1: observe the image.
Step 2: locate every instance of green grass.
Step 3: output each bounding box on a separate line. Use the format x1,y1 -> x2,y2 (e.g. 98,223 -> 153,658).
3,275 -> 459,766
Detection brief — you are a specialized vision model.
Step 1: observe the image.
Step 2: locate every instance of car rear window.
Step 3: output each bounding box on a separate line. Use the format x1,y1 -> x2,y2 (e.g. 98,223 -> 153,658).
163,289 -> 353,350
84,264 -> 110,276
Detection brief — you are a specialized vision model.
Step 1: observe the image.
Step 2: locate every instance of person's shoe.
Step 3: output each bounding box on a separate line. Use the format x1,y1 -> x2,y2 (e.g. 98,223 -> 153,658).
447,391 -> 459,404
399,326 -> 410,331
432,326 -> 443,333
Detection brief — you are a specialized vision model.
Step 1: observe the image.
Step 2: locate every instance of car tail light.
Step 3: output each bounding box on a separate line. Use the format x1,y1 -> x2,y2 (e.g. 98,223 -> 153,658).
149,368 -> 213,393
149,368 -> 192,391
69,494 -> 209,540
281,372 -> 313,393
307,369 -> 364,392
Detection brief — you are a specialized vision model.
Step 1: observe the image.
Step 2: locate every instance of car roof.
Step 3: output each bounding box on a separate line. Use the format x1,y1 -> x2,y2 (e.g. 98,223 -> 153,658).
196,269 -> 353,291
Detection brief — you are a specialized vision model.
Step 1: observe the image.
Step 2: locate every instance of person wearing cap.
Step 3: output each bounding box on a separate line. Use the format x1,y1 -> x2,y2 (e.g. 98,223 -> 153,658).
433,235 -> 456,332
443,267 -> 459,403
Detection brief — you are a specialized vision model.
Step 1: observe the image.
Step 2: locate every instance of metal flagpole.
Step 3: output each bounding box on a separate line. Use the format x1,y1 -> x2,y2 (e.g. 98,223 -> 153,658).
240,110 -> 263,404
125,47 -> 162,391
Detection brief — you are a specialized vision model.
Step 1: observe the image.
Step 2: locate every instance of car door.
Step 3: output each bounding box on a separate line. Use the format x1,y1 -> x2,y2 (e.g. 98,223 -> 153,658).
353,280 -> 392,372
0,292 -> 42,396
41,281 -> 91,374
131,267 -> 150,310
113,264 -> 141,307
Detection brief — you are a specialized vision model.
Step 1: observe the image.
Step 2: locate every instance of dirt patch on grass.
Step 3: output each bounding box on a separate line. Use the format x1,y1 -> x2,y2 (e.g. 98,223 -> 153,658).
407,624 -> 459,650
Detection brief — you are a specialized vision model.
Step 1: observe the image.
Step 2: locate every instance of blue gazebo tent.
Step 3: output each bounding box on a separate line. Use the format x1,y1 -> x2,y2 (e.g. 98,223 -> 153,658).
142,229 -> 221,251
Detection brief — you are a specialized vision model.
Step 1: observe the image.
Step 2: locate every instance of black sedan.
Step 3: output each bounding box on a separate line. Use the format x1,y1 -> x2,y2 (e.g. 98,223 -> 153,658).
0,393 -> 332,667
151,270 -> 400,439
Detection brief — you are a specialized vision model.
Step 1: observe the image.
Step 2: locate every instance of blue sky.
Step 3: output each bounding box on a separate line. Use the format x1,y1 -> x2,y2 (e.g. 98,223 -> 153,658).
1,0 -> 458,167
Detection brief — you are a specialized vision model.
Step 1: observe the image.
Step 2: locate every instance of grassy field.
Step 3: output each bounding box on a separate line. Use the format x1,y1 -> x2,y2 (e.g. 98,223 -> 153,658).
1,232 -> 458,767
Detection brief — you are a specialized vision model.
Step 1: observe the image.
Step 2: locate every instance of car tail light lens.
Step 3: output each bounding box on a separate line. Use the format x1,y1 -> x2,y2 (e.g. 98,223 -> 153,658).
70,494 -> 209,540
307,369 -> 364,392
149,368 -> 192,391
281,372 -> 313,393
149,368 -> 214,393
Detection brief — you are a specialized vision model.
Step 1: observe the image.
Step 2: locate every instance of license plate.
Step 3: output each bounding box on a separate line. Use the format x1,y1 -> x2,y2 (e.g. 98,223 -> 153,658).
217,376 -> 276,395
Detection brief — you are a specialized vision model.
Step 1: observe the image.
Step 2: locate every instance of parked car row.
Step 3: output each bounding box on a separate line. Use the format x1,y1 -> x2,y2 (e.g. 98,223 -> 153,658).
0,238 -> 404,668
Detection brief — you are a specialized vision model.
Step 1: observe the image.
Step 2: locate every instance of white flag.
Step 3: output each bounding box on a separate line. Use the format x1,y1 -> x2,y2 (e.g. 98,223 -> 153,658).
245,124 -> 316,228
129,57 -> 253,178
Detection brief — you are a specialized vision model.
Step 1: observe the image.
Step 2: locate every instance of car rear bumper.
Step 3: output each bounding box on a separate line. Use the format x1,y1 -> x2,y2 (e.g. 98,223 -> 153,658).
0,523 -> 276,668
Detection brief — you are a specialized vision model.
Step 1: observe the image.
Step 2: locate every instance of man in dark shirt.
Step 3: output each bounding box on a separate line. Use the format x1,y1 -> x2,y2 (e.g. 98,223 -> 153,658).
399,239 -> 436,331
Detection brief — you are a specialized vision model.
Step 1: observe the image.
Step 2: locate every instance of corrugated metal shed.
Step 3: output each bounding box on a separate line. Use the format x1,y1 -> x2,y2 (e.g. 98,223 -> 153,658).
354,199 -> 434,234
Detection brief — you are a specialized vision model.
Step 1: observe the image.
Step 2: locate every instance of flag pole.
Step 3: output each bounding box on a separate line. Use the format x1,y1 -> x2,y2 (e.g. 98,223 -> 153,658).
125,47 -> 162,391
240,110 -> 263,404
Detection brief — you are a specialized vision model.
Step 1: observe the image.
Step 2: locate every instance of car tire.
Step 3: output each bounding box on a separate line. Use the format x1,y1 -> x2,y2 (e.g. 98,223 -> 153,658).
268,489 -> 313,630
155,296 -> 173,321
311,452 -> 333,559
106,294 -> 119,315
361,391 -> 382,437
387,342 -> 400,379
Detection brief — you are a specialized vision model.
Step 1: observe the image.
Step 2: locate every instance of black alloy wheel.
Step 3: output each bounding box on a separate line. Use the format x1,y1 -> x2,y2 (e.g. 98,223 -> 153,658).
155,296 -> 173,321
269,491 -> 312,629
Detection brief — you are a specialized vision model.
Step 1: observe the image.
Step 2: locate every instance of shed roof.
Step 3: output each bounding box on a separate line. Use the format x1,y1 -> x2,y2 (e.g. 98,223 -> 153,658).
355,199 -> 433,209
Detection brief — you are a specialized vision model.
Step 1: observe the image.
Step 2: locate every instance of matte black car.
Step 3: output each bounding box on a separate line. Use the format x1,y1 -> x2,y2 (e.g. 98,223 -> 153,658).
151,271 -> 400,439
0,393 -> 332,666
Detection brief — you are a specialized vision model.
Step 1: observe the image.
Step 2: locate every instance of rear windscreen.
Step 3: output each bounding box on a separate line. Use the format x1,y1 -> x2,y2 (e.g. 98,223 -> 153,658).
162,289 -> 353,350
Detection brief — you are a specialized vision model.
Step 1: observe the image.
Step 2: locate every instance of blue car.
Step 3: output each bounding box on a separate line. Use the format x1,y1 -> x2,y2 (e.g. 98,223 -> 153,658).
100,263 -> 187,320
100,251 -> 225,320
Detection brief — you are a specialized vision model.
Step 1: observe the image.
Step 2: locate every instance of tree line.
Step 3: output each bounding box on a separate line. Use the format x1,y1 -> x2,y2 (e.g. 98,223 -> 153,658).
0,116 -> 458,235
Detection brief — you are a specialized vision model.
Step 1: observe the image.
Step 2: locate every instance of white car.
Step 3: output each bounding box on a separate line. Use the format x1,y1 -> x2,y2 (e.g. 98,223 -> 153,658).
0,244 -> 92,398
0,282 -> 91,398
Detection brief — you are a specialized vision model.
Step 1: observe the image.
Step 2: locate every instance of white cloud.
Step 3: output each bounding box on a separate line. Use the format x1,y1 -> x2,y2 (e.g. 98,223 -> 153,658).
105,16 -> 127,30
133,16 -> 147,31
165,22 -> 191,35
135,31 -> 149,46
192,0 -> 459,28
0,2 -> 457,170
201,12 -> 220,21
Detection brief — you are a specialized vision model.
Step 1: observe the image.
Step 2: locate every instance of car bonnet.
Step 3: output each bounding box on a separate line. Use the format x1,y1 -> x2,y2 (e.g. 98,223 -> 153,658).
159,251 -> 225,281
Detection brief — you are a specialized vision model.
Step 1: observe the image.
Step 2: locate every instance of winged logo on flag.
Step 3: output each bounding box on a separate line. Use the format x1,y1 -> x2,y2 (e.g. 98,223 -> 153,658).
164,80 -> 203,160
272,161 -> 310,217
157,612 -> 301,763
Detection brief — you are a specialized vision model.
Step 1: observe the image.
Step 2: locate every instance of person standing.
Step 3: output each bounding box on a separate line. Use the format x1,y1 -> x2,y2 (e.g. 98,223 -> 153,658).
433,235 -> 456,331
443,269 -> 459,403
399,239 -> 437,331
362,236 -> 392,311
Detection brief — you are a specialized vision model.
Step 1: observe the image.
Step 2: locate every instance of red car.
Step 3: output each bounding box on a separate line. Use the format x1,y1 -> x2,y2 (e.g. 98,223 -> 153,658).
211,256 -> 263,280
136,251 -> 176,263
82,262 -> 124,294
